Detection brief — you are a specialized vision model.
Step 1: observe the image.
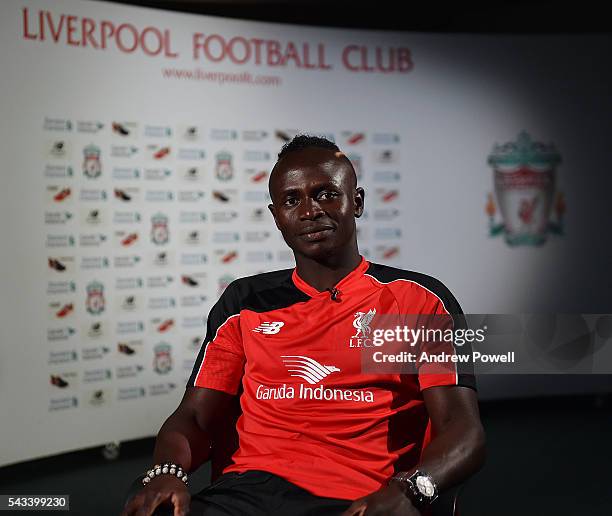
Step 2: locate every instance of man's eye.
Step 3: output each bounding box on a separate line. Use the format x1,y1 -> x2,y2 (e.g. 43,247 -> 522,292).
284,198 -> 298,206
318,191 -> 338,201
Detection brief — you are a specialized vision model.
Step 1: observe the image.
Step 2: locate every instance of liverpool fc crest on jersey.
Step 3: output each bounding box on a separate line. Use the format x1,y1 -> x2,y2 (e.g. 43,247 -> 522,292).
350,308 -> 376,347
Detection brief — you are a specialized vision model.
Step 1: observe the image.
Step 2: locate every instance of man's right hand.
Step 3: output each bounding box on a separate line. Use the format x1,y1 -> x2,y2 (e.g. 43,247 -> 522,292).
122,388 -> 236,516
121,475 -> 191,516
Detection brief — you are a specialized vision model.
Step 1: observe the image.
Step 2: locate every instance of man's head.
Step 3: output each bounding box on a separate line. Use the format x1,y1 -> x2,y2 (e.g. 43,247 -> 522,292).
268,135 -> 364,261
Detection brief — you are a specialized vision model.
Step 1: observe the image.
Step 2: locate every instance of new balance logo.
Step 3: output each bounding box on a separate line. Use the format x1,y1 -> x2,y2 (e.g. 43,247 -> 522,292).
281,355 -> 340,385
252,321 -> 284,335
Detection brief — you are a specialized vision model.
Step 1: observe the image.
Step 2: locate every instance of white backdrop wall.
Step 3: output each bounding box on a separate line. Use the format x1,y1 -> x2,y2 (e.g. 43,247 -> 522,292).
1,0 -> 611,466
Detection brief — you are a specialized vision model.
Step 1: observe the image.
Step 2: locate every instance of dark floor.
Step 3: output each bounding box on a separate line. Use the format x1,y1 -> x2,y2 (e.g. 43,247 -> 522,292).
1,394 -> 611,516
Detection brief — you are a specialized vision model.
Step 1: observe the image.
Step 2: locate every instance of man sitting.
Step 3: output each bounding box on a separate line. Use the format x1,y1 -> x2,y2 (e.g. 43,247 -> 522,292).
122,135 -> 485,516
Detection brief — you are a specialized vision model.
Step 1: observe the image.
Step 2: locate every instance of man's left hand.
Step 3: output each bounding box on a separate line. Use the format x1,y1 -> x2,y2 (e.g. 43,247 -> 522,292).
342,481 -> 421,516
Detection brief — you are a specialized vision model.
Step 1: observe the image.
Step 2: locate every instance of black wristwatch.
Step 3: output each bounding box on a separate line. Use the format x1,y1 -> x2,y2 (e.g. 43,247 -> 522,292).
391,469 -> 438,508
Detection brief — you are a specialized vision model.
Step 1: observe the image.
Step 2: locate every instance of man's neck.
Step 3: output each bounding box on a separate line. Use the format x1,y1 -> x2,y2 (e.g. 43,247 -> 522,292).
294,246 -> 362,293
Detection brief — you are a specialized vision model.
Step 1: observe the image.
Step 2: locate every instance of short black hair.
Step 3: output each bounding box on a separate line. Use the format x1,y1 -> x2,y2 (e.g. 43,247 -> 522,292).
277,134 -> 339,160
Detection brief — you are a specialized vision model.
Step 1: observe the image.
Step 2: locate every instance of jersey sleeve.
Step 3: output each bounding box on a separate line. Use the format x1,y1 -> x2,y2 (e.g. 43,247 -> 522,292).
399,278 -> 476,392
187,282 -> 245,395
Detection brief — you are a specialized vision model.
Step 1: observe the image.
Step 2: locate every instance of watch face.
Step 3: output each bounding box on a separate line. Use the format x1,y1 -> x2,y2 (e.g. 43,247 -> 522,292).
415,476 -> 436,498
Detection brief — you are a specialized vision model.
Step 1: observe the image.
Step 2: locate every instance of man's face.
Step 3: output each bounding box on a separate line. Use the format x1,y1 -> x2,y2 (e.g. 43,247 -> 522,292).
268,147 -> 364,260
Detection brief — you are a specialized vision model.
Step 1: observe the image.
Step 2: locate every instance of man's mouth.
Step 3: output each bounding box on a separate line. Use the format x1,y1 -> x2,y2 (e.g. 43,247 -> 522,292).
299,226 -> 335,241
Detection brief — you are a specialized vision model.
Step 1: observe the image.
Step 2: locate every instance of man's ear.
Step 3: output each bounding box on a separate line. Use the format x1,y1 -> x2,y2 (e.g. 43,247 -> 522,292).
354,187 -> 365,218
268,203 -> 281,230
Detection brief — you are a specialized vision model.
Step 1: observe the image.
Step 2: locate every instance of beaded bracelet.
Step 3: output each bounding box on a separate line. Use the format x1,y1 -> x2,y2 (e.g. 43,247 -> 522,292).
142,463 -> 188,486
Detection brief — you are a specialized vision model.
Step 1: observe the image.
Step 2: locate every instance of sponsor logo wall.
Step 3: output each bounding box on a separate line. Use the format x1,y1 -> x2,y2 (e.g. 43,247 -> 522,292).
1,0 -> 610,466
40,121 -> 402,415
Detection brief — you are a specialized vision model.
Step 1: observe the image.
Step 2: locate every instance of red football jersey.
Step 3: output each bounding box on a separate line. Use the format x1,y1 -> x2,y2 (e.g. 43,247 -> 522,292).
189,257 -> 474,500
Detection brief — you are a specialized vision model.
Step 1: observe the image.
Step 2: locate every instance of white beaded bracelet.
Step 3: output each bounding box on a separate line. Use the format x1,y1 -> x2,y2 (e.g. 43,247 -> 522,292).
142,462 -> 188,486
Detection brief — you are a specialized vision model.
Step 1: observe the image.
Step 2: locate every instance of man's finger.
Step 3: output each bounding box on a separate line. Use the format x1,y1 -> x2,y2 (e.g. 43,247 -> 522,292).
120,500 -> 135,516
342,501 -> 367,516
122,493 -> 146,516
172,491 -> 191,516
133,505 -> 150,516
136,491 -> 168,516
344,508 -> 366,516
134,493 -> 164,516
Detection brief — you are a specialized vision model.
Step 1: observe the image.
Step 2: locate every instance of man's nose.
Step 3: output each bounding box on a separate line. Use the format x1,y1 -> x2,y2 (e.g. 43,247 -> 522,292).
299,197 -> 323,220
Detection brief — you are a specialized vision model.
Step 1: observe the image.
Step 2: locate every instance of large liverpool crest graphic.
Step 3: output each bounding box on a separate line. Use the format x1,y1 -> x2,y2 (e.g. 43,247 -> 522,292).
486,131 -> 565,246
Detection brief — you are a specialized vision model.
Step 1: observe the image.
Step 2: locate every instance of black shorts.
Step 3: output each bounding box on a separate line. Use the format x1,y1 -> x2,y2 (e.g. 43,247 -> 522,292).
154,470 -> 352,516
